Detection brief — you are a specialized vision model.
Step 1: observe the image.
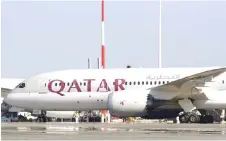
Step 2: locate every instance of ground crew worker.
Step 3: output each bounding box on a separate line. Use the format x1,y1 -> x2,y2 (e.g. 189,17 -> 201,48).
130,117 -> 135,123
74,111 -> 79,123
24,113 -> 28,121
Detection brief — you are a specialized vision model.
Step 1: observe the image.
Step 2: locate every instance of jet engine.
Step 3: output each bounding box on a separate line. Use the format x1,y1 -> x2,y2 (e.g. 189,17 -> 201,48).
107,89 -> 169,118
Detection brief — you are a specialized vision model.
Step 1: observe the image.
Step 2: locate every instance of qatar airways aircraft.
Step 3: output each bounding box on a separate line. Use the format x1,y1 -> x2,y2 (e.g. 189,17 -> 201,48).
4,66 -> 226,123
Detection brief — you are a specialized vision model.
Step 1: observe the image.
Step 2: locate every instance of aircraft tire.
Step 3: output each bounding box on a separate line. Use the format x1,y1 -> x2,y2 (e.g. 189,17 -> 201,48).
188,113 -> 200,123
179,114 -> 188,123
42,116 -> 47,122
202,115 -> 214,124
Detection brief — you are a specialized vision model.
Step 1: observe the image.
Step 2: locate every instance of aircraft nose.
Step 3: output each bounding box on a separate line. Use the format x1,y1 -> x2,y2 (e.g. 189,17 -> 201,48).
4,92 -> 30,109
4,93 -> 13,105
4,93 -> 18,106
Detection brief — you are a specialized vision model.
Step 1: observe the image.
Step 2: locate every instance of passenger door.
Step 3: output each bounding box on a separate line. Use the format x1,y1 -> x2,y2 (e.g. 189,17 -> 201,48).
38,80 -> 47,94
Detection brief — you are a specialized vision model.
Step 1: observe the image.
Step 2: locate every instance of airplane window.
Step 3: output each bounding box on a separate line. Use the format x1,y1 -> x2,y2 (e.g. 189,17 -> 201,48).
55,83 -> 57,86
18,83 -> 25,88
129,82 -> 132,85
163,81 -> 165,85
84,82 -> 86,86
146,81 -> 148,85
67,82 -> 70,86
223,80 -> 224,84
150,81 -> 152,85
45,83 -> 46,87
159,81 -> 161,85
138,82 -> 140,85
134,82 -> 136,85
125,82 -> 127,85
154,81 -> 157,85
80,82 -> 82,86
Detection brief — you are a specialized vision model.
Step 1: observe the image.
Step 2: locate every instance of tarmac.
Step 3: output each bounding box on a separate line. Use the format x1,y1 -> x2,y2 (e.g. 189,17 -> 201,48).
1,122 -> 226,140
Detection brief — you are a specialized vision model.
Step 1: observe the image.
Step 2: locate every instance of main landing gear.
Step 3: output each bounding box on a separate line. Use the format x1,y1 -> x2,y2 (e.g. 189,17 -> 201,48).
178,110 -> 214,123
178,99 -> 214,124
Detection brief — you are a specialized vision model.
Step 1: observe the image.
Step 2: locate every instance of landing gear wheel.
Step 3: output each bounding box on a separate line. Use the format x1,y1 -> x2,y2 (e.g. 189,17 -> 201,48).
42,115 -> 47,122
188,113 -> 200,123
36,115 -> 47,122
179,114 -> 188,123
202,115 -> 214,123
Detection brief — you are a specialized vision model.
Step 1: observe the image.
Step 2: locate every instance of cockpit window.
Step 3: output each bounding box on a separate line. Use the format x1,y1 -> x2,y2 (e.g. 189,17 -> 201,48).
16,83 -> 25,88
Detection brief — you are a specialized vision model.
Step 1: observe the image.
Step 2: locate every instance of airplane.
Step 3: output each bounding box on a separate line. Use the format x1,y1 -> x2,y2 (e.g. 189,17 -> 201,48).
4,66 -> 226,123
1,78 -> 78,120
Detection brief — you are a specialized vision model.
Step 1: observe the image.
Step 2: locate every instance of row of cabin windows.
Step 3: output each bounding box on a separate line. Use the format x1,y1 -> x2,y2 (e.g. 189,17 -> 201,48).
45,81 -> 171,87
15,80 -> 226,89
50,80 -> 226,86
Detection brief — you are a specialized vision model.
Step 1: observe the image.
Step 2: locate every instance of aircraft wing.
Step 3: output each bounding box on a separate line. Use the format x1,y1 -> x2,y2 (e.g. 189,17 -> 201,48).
149,67 -> 226,100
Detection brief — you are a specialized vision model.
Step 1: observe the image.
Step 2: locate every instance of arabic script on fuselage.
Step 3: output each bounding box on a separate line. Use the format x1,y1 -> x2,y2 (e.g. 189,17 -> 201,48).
146,74 -> 180,80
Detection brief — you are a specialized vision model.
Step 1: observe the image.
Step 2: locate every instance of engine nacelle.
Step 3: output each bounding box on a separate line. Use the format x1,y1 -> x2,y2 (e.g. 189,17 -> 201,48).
107,89 -> 150,117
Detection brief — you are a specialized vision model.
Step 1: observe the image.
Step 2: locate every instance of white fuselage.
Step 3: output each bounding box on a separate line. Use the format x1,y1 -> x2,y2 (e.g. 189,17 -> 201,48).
4,67 -> 226,114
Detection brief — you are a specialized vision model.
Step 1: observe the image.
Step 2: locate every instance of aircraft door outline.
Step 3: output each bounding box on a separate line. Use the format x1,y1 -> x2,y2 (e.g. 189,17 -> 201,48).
38,80 -> 47,94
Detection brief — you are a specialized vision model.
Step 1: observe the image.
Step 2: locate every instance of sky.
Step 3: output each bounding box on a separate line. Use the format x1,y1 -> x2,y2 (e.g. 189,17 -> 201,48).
2,0 -> 226,78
